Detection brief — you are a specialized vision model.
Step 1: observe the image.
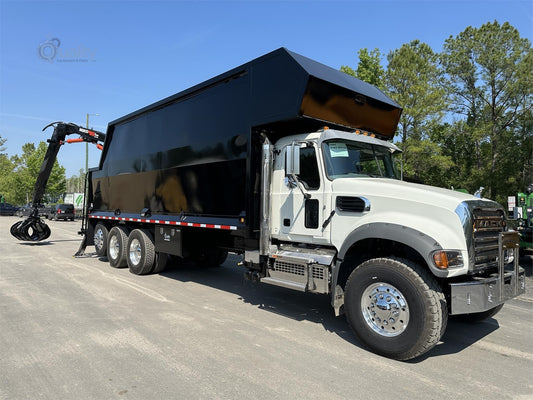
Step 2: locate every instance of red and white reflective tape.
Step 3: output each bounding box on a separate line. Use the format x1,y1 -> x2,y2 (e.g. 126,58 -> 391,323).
89,214 -> 237,230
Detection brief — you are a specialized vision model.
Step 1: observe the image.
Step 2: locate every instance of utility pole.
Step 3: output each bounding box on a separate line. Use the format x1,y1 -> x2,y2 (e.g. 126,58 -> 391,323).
86,113 -> 99,173
84,113 -> 99,218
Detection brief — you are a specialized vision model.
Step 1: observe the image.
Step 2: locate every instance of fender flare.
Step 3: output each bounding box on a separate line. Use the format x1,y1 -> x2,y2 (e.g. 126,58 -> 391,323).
333,222 -> 445,290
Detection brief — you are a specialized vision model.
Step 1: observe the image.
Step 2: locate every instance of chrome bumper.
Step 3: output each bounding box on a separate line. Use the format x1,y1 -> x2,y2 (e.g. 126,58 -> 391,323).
450,231 -> 526,315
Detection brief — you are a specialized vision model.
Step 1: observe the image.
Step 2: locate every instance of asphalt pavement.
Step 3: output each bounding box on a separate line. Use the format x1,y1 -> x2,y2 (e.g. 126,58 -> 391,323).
1,216 -> 532,400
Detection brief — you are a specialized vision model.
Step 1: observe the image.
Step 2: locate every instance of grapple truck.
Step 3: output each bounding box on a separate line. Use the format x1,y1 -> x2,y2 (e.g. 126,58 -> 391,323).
15,48 -> 525,360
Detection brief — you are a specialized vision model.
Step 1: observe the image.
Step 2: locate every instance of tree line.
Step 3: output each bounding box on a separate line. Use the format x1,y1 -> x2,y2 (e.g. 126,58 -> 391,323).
341,20 -> 532,205
1,21 -> 531,206
0,135 -> 86,205
0,138 -> 67,205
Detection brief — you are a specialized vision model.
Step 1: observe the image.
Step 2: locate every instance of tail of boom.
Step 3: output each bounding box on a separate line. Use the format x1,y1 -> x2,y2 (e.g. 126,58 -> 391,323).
10,122 -> 105,242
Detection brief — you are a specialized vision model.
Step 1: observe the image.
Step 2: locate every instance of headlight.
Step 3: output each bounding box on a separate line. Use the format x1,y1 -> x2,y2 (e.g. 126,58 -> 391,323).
431,250 -> 464,269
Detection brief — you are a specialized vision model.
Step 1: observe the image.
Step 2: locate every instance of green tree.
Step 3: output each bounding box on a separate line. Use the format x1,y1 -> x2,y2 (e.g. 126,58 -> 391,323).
386,40 -> 447,143
431,121 -> 483,192
10,141 -> 66,204
0,135 -> 16,203
66,168 -> 86,193
341,48 -> 385,90
441,20 -> 533,202
385,40 -> 450,183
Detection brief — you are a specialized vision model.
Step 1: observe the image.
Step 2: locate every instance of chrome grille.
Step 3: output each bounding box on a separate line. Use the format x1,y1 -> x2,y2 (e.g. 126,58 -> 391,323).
271,260 -> 305,276
473,208 -> 505,269
266,258 -> 330,294
311,265 -> 325,280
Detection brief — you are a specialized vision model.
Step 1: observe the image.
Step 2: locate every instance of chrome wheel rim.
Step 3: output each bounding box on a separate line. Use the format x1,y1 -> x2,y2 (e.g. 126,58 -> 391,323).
94,228 -> 104,250
109,235 -> 119,260
129,238 -> 142,266
361,282 -> 409,337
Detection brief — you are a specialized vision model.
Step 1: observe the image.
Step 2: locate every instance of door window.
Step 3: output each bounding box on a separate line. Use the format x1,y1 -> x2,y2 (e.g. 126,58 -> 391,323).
297,147 -> 320,190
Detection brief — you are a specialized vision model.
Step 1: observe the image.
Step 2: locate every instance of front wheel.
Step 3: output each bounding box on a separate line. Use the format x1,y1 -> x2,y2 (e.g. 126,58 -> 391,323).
344,257 -> 447,361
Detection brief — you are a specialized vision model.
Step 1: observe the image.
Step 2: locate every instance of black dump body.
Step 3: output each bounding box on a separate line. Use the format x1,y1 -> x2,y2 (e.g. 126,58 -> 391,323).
90,48 -> 401,239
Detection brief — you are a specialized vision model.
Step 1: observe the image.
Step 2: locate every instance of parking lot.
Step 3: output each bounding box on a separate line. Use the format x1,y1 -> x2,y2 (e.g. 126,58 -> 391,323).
1,215 -> 532,400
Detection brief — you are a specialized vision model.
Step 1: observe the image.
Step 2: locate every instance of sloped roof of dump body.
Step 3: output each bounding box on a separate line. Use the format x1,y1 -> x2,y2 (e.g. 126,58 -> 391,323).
285,48 -> 399,109
109,47 -> 402,140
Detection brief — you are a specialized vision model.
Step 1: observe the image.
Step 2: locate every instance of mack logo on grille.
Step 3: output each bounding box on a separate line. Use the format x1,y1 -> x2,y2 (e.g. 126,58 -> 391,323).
474,218 -> 503,229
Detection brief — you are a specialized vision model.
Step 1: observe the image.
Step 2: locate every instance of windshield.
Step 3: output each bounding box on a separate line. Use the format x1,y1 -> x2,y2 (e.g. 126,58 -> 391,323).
322,140 -> 400,179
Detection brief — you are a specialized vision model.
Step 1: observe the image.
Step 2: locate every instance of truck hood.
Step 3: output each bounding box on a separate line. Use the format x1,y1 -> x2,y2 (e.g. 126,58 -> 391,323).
331,178 -> 486,211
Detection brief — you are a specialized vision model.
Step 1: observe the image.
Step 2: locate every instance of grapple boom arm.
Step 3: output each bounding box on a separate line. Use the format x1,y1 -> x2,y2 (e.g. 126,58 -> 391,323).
10,122 -> 106,242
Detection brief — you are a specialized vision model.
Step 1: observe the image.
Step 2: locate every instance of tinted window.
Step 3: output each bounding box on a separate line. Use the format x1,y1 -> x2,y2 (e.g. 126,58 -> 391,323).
298,147 -> 320,190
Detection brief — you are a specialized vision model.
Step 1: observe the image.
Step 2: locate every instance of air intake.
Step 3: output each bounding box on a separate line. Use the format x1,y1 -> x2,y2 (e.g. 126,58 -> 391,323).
336,196 -> 370,213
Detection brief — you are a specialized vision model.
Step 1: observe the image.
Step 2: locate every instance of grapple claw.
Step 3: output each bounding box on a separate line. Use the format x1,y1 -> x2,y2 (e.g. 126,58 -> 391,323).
10,217 -> 51,241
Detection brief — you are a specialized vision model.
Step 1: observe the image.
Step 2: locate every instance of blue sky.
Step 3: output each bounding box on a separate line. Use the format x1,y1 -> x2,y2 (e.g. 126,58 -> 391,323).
1,0 -> 532,178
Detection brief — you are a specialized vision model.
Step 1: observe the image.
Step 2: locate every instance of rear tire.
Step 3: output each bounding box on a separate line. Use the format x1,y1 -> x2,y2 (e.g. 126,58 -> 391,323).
195,248 -> 228,267
127,229 -> 155,275
108,226 -> 129,268
152,252 -> 169,274
344,257 -> 447,361
94,223 -> 108,257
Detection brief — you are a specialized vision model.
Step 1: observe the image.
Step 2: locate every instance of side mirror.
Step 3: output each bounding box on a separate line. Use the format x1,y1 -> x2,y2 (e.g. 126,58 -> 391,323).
285,144 -> 300,176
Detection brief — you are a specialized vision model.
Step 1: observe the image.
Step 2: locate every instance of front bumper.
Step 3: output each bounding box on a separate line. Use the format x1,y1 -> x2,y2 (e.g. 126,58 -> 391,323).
450,231 -> 526,315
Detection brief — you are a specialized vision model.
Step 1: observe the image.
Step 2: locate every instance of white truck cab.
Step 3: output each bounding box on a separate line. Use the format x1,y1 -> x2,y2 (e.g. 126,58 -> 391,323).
257,127 -> 525,360
272,128 -> 472,277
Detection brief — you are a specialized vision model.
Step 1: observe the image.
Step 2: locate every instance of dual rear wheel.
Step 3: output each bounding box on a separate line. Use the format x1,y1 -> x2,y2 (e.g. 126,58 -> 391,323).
96,223 -> 227,274
127,229 -> 157,275
99,226 -> 168,275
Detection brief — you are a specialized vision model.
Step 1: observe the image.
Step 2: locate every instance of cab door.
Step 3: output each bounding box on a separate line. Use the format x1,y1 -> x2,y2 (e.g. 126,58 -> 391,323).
271,143 -> 329,244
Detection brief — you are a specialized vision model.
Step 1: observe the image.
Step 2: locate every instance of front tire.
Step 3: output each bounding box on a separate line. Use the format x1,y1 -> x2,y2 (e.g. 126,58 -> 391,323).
344,257 -> 447,361
108,226 -> 129,268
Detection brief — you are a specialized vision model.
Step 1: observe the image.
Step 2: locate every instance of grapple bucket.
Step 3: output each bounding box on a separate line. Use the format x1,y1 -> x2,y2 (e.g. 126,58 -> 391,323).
10,216 -> 51,241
